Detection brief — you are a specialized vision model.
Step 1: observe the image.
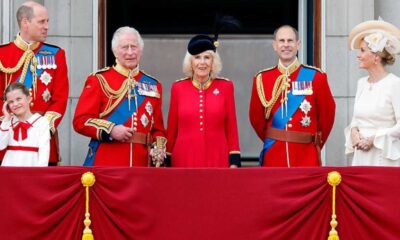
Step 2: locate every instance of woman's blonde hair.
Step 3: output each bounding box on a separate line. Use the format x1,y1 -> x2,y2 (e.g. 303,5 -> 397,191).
377,49 -> 396,66
182,50 -> 222,79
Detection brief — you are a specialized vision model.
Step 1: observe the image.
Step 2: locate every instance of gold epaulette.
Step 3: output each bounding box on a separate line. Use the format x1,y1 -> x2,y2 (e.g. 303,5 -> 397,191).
91,66 -> 110,76
255,65 -> 277,77
141,70 -> 159,82
216,76 -> 231,81
302,64 -> 324,73
175,77 -> 190,82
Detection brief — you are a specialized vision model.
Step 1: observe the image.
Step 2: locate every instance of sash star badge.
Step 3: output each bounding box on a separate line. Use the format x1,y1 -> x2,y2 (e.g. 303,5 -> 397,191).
300,99 -> 312,114
42,89 -> 51,102
213,88 -> 220,95
40,71 -> 52,86
300,116 -> 311,127
140,114 -> 149,128
145,101 -> 153,116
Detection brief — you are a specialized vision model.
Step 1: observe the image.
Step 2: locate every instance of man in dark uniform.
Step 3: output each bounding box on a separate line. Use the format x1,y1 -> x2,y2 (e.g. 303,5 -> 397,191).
249,25 -> 336,167
73,26 -> 167,167
0,1 -> 69,166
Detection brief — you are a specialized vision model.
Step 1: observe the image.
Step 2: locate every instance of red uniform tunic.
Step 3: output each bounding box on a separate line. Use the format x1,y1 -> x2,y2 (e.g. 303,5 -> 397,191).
0,36 -> 69,164
166,77 -> 240,167
73,65 -> 166,167
249,61 -> 335,167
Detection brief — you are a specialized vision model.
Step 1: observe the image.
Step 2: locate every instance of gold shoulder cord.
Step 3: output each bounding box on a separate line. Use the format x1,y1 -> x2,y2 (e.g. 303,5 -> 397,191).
0,50 -> 37,94
96,74 -> 131,118
256,73 -> 290,119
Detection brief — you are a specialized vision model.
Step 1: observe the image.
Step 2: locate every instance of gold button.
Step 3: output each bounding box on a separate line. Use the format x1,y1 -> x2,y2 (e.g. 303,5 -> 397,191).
288,124 -> 293,128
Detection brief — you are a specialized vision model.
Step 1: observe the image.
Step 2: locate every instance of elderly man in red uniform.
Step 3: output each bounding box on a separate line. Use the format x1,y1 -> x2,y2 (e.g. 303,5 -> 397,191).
73,26 -> 166,167
0,1 -> 69,166
249,25 -> 336,167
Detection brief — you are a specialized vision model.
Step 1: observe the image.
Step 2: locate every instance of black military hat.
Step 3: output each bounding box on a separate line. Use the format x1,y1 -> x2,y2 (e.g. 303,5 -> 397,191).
187,34 -> 216,55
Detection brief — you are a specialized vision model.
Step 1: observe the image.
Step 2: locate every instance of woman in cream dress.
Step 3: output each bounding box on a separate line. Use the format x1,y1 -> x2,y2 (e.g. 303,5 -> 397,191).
345,19 -> 400,166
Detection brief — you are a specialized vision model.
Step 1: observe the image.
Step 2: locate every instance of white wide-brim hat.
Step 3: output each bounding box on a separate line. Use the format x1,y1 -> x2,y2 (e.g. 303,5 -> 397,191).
349,19 -> 400,51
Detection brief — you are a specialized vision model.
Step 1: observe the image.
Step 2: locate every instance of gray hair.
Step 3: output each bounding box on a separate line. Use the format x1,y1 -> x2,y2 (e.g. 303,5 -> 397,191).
111,26 -> 144,52
16,5 -> 34,28
182,50 -> 222,79
273,25 -> 299,41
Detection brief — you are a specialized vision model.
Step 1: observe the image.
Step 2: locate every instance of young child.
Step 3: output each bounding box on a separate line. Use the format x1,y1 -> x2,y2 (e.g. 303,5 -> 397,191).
0,82 -> 50,166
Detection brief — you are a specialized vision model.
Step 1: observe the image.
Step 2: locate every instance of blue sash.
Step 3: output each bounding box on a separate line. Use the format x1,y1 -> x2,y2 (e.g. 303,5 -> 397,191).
259,67 -> 316,165
83,74 -> 157,166
17,44 -> 59,89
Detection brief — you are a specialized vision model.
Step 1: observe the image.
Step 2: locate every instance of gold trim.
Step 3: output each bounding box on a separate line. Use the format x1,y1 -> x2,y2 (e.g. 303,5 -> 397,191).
113,61 -> 139,78
175,77 -> 190,82
44,111 -> 62,134
81,172 -> 95,239
303,64 -> 324,73
14,34 -> 40,52
95,74 -> 131,118
327,171 -> 342,240
256,59 -> 301,120
192,77 -> 213,90
91,66 -> 110,76
229,151 -> 241,154
277,58 -> 301,75
84,118 -> 115,134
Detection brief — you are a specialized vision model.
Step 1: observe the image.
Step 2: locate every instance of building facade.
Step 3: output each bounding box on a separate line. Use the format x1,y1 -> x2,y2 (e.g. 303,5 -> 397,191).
1,0 -> 399,166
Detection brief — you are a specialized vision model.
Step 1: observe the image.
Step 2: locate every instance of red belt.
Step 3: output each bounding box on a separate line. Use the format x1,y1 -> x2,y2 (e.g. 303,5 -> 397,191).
7,146 -> 39,152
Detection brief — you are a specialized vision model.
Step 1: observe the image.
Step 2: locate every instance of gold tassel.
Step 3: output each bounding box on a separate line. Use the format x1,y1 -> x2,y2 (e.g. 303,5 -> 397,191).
327,171 -> 342,240
81,172 -> 96,240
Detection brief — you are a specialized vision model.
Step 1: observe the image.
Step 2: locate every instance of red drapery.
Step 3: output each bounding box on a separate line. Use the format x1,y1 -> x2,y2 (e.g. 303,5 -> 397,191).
0,166 -> 400,240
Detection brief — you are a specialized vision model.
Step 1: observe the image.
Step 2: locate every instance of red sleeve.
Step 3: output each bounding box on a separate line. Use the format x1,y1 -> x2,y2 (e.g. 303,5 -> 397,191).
73,75 -> 111,140
166,83 -> 178,155
315,72 -> 336,146
46,49 -> 69,129
224,81 -> 240,152
249,75 -> 267,141
151,82 -> 166,139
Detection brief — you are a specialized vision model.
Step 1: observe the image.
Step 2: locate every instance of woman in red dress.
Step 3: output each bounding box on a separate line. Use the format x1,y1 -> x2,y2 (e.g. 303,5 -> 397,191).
166,35 -> 241,167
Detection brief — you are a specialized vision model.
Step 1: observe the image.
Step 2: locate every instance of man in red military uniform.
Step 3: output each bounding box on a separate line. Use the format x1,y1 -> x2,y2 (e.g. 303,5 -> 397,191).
249,25 -> 335,167
73,26 -> 166,167
0,2 -> 69,165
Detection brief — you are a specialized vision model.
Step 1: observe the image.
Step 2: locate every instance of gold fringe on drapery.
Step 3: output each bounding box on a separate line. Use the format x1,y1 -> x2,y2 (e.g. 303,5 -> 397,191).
81,172 -> 96,240
327,171 -> 342,240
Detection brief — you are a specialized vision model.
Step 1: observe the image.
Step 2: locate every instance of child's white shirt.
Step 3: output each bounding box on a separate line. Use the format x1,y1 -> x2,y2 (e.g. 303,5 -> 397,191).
0,113 -> 50,166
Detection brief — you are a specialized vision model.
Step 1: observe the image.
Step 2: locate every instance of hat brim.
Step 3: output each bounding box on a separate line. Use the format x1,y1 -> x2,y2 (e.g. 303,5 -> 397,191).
349,20 -> 400,50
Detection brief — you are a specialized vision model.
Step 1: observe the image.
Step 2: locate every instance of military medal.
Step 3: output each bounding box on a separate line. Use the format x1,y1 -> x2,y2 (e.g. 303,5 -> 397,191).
299,99 -> 311,114
145,101 -> 153,116
301,116 -> 311,127
42,89 -> 51,102
137,82 -> 160,98
213,88 -> 220,95
299,99 -> 312,127
51,56 -> 57,69
40,71 -> 52,85
292,81 -> 313,95
140,114 -> 149,127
